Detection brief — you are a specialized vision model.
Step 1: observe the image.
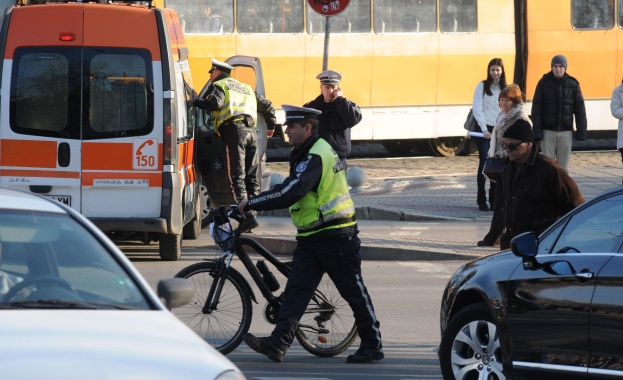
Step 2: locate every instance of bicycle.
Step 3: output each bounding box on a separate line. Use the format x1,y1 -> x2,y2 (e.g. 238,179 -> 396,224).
171,206 -> 359,356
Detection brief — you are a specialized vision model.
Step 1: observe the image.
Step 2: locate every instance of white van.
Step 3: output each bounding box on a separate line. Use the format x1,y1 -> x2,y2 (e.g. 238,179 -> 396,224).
0,0 -> 200,260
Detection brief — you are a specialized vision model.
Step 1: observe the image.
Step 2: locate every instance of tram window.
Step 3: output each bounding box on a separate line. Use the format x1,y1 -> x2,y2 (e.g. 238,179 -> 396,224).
307,0 -> 371,34
440,0 -> 476,33
572,0 -> 614,29
165,0 -> 234,34
237,0 -> 303,33
374,0 -> 437,33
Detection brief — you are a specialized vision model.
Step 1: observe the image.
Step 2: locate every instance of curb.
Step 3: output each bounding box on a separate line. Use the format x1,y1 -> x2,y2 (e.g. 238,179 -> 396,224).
250,236 -> 477,261
262,206 -> 473,222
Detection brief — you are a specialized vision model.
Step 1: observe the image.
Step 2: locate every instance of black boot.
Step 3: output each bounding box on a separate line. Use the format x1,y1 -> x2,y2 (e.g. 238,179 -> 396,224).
243,333 -> 287,363
346,347 -> 385,363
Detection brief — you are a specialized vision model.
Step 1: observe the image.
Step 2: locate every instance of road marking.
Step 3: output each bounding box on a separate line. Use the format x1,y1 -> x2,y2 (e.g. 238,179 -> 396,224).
398,262 -> 452,273
390,231 -> 422,236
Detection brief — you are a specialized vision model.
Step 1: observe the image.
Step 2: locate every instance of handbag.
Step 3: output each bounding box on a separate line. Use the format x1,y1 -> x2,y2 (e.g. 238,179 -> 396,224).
463,108 -> 479,132
482,157 -> 505,182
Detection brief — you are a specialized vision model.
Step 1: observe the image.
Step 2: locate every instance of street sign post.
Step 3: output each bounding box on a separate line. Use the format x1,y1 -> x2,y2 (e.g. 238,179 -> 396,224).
307,0 -> 351,70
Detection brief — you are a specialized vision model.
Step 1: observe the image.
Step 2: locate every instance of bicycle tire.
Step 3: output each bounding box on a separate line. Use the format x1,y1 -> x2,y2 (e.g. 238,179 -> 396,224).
172,261 -> 252,355
295,274 -> 359,357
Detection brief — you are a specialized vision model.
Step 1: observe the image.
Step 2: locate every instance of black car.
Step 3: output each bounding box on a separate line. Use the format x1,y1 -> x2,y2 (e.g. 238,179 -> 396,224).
439,186 -> 623,380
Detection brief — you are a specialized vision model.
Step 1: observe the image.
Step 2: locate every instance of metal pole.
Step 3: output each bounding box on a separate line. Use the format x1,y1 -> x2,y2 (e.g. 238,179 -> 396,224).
322,16 -> 330,70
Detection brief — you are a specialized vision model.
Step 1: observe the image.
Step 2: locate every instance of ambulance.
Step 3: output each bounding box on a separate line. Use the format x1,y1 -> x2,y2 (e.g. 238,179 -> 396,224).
0,0 -> 200,261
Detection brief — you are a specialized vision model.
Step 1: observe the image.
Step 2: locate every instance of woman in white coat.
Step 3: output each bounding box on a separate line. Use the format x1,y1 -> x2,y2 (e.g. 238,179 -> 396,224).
610,80 -> 623,185
472,58 -> 507,211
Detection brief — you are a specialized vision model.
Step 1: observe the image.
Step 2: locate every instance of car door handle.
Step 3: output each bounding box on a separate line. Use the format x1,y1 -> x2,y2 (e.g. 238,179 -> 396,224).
575,272 -> 594,280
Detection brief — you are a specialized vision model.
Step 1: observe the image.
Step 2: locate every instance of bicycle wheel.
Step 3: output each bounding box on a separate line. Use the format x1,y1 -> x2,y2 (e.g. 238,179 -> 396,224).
295,273 -> 358,357
172,261 -> 252,355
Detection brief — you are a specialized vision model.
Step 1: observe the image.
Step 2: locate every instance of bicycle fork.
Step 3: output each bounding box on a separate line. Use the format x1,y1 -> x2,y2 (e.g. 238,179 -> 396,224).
202,252 -> 234,314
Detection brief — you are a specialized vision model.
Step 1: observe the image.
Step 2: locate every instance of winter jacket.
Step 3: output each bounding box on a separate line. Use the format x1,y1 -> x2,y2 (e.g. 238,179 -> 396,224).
609,83 -> 623,150
498,145 -> 584,247
531,71 -> 587,141
304,95 -> 362,159
488,104 -> 532,158
472,80 -> 502,132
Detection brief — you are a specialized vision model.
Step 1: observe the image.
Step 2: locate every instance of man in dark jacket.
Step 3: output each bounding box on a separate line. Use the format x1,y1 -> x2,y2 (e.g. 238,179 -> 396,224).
497,119 -> 584,249
194,58 -> 277,203
531,55 -> 587,171
239,105 -> 383,364
304,70 -> 362,171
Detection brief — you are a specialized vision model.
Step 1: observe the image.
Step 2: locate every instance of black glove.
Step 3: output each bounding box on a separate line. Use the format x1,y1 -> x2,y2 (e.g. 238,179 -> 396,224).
575,130 -> 588,141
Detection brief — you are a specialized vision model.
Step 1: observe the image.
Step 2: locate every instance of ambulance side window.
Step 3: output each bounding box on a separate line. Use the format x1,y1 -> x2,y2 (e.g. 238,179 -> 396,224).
10,48 -> 80,139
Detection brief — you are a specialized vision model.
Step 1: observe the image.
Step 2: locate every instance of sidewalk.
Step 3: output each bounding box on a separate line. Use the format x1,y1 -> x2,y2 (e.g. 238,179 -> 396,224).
250,151 -> 623,261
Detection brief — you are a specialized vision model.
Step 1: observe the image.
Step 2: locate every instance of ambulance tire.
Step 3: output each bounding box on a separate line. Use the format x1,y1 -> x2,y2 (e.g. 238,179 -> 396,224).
183,192 -> 202,240
159,234 -> 182,261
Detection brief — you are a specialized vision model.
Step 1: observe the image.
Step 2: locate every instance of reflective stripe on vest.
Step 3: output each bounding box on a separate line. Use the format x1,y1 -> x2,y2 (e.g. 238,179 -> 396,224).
212,78 -> 257,136
289,138 -> 356,237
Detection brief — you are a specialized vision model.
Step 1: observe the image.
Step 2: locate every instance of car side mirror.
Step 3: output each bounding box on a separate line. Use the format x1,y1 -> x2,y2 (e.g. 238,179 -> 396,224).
511,231 -> 540,270
157,277 -> 194,309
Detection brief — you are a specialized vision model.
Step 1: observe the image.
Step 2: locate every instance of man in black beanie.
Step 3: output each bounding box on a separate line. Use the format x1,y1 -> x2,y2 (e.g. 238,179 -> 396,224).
495,119 -> 584,249
531,54 -> 587,172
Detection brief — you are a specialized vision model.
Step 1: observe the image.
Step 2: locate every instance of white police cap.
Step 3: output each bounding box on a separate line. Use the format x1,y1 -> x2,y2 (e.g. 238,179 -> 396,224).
282,104 -> 322,126
316,70 -> 342,85
210,58 -> 235,74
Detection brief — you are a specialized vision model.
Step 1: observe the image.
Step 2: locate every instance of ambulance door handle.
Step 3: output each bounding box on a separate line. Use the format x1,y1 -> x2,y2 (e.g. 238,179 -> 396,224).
58,142 -> 70,167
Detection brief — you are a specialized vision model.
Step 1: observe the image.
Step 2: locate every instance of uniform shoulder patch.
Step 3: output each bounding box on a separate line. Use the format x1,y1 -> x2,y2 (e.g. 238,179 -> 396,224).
295,159 -> 310,173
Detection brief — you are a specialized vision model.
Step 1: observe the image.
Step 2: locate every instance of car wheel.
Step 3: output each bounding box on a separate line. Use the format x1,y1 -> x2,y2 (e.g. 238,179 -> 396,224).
439,303 -> 505,380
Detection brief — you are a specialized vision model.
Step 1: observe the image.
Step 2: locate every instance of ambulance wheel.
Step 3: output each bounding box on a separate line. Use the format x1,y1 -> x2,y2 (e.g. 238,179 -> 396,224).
200,180 -> 212,229
183,192 -> 202,240
159,234 -> 182,261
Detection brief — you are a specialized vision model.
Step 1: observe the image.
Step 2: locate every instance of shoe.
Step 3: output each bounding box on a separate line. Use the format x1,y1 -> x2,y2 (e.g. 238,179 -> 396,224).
239,213 -> 259,233
243,333 -> 286,363
346,347 -> 384,363
478,203 -> 489,212
477,240 -> 493,247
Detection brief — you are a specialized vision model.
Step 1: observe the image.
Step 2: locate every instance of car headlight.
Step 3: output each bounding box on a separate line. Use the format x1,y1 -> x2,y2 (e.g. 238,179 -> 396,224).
215,370 -> 246,380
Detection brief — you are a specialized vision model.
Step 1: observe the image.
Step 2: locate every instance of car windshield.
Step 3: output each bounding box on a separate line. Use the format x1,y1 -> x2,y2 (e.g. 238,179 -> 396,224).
0,210 -> 150,309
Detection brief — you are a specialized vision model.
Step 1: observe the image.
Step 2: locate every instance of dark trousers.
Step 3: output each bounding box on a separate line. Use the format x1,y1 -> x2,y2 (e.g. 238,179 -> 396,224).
475,126 -> 495,206
220,121 -> 259,202
272,234 -> 382,350
481,184 -> 504,245
620,148 -> 623,185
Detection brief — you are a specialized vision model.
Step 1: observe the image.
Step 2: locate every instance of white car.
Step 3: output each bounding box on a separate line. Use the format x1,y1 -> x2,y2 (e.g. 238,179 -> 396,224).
0,188 -> 245,380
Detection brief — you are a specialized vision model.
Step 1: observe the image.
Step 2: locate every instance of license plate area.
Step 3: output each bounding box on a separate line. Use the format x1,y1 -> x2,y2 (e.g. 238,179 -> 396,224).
45,195 -> 71,207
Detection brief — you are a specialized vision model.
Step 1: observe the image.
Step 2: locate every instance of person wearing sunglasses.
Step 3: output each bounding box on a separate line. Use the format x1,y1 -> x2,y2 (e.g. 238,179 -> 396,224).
477,84 -> 531,247
495,119 -> 584,250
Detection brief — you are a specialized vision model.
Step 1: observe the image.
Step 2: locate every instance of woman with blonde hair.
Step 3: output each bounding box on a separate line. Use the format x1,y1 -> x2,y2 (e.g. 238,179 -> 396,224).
477,83 -> 532,247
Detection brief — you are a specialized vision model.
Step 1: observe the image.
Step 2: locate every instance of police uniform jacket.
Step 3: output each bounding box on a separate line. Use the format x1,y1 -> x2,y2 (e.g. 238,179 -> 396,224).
194,73 -> 277,130
531,71 -> 587,141
304,95 -> 362,159
246,133 -> 357,243
498,144 -> 584,242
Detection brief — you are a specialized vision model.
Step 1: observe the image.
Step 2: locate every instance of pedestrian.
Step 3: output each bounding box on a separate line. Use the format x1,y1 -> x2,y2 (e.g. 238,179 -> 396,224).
193,58 -> 277,203
531,54 -> 588,171
497,119 -> 584,250
609,78 -> 623,185
304,70 -> 362,172
471,58 -> 507,211
477,84 -> 531,247
239,105 -> 383,364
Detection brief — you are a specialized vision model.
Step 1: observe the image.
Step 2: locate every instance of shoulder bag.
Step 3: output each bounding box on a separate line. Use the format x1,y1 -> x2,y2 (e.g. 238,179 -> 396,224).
482,157 -> 505,182
463,109 -> 478,132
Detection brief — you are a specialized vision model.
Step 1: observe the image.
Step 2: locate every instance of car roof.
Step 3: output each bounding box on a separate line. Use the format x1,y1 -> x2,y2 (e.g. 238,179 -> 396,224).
0,188 -> 66,214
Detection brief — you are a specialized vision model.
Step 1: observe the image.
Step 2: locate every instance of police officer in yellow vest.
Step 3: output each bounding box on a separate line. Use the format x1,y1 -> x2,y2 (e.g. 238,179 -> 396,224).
194,58 -> 276,203
239,105 -> 383,364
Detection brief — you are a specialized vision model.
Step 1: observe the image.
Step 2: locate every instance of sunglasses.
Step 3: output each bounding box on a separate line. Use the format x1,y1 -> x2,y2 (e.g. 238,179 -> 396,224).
501,141 -> 525,151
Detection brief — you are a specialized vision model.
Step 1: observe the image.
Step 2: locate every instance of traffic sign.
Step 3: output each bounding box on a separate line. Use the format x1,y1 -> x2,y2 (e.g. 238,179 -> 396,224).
307,0 -> 351,17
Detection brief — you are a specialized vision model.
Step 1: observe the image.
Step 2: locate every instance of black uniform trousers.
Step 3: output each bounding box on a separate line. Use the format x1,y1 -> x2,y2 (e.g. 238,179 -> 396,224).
219,120 -> 260,202
271,233 -> 382,350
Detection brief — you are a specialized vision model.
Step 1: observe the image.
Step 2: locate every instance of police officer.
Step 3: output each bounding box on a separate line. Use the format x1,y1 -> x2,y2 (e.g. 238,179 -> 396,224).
304,70 -> 362,171
239,105 -> 383,364
194,58 -> 277,203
